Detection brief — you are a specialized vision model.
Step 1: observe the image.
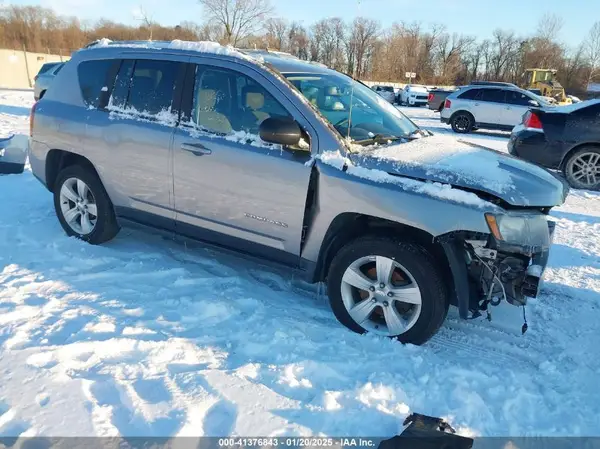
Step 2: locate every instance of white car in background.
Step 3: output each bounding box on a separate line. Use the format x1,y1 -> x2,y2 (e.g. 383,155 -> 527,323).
441,83 -> 551,133
400,85 -> 429,106
372,85 -> 396,103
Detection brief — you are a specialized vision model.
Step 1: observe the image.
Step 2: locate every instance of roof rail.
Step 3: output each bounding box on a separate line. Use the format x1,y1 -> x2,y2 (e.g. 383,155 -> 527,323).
470,81 -> 517,87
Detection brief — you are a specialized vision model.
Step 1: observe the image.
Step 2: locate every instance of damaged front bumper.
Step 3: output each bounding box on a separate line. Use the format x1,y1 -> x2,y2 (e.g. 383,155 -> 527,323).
441,219 -> 556,320
0,135 -> 28,175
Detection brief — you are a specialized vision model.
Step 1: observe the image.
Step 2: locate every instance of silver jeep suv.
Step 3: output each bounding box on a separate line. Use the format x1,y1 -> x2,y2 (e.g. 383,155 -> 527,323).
28,40 -> 567,344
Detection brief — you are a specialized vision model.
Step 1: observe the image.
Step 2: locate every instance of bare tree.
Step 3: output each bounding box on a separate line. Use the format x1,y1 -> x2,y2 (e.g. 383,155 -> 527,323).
585,21 -> 600,87
197,0 -> 273,46
288,21 -> 309,59
435,32 -> 474,83
265,17 -> 287,50
348,17 -> 379,78
132,5 -> 154,40
536,13 -> 563,41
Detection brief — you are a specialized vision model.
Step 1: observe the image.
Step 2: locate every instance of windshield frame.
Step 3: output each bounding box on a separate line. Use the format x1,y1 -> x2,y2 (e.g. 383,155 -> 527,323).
281,70 -> 420,146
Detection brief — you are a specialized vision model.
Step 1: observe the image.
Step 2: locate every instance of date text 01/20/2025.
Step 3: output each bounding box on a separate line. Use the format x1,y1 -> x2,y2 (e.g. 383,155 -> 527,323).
217,438 -> 377,447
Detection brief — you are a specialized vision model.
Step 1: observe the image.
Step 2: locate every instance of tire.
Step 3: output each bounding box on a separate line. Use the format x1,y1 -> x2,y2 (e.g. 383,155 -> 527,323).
563,146 -> 600,190
450,112 -> 474,133
327,236 -> 449,345
53,164 -> 120,244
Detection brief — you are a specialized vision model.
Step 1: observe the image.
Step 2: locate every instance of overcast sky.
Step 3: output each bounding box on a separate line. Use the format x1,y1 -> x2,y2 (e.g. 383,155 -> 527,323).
11,0 -> 597,48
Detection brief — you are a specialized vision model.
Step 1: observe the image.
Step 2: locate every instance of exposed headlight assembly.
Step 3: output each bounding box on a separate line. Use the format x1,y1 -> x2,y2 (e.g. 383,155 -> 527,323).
485,213 -> 550,249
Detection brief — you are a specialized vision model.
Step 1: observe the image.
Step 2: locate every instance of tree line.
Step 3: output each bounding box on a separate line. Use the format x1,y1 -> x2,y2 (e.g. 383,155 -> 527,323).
1,1 -> 599,96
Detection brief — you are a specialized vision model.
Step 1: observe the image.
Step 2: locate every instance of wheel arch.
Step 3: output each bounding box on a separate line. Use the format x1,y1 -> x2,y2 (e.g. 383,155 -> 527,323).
311,213 -> 454,294
46,149 -> 100,192
449,109 -> 475,122
559,142 -> 600,170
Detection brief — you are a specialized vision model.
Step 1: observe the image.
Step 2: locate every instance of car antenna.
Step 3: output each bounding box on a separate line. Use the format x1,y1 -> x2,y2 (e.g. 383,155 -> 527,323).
346,0 -> 363,144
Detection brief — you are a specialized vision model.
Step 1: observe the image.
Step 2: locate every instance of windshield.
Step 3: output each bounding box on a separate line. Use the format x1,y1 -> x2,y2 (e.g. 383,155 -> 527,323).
285,72 -> 419,143
528,91 -> 552,106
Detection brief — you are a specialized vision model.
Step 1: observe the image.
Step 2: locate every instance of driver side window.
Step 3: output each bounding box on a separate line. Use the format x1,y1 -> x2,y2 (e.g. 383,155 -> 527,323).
190,65 -> 291,135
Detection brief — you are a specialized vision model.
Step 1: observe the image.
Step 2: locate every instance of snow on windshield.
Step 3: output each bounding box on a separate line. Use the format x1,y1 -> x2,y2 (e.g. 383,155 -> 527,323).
367,134 -> 516,194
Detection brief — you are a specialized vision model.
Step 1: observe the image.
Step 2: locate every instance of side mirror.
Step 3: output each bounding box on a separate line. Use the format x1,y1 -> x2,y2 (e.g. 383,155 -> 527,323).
259,117 -> 302,147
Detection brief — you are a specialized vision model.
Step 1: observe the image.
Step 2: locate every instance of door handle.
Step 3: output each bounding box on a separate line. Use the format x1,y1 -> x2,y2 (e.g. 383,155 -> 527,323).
180,142 -> 211,156
474,103 -> 480,106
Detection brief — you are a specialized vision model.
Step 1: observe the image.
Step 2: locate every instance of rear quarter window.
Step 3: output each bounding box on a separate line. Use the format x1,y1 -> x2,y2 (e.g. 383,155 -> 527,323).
77,59 -> 114,108
458,89 -> 480,100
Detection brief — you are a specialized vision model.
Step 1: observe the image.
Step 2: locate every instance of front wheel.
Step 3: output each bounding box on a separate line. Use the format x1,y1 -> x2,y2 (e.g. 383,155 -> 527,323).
53,164 -> 120,244
327,237 -> 449,345
450,112 -> 474,133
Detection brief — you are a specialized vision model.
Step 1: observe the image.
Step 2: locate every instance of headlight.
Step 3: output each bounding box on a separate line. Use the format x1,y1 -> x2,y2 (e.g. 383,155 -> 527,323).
485,213 -> 550,248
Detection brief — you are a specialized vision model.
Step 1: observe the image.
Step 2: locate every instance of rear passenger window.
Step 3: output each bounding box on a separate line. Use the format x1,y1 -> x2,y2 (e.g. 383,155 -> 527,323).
480,89 -> 506,103
78,59 -> 114,108
128,60 -> 180,114
458,89 -> 480,100
109,59 -> 180,115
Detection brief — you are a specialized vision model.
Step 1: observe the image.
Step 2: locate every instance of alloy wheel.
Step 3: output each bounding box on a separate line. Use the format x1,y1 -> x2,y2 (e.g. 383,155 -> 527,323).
59,177 -> 98,235
340,255 -> 422,336
568,152 -> 600,188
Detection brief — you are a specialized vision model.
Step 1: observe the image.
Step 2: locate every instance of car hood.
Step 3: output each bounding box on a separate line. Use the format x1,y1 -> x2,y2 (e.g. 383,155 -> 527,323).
347,134 -> 568,208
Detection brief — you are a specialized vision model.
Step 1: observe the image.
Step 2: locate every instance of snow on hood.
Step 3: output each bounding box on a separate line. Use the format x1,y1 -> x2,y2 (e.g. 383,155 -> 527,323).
545,99 -> 600,114
318,150 -> 495,209
346,134 -> 567,208
368,135 -> 514,193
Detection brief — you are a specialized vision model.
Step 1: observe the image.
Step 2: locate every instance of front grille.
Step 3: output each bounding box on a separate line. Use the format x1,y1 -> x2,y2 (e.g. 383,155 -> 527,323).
416,96 -> 428,100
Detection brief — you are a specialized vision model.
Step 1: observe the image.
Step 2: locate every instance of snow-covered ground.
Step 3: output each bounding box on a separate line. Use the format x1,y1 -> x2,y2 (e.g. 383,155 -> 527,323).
1,90 -> 600,439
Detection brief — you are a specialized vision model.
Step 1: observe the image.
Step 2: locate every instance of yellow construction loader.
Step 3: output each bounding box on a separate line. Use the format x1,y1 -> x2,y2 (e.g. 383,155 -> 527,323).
522,69 -> 572,105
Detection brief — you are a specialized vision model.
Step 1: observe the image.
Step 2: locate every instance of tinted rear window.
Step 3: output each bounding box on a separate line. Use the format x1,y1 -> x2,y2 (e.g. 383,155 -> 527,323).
37,63 -> 59,75
78,59 -> 114,108
458,88 -> 480,100
480,88 -> 506,103
110,59 -> 180,115
381,86 -> 394,92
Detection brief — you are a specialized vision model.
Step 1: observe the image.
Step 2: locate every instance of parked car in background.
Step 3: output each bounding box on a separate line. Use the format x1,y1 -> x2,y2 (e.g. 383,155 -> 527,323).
372,85 -> 396,103
28,40 -> 566,345
0,135 -> 28,174
34,62 -> 62,79
509,99 -> 600,190
399,85 -> 429,106
427,88 -> 457,112
34,62 -> 65,100
441,84 -> 552,133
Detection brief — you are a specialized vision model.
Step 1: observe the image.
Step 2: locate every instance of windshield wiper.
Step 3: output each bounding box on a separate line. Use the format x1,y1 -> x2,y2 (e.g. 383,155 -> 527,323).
351,134 -> 405,146
406,129 -> 431,139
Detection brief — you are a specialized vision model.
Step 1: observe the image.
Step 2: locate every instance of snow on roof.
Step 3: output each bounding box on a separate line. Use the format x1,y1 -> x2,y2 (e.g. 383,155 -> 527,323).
88,38 -> 260,63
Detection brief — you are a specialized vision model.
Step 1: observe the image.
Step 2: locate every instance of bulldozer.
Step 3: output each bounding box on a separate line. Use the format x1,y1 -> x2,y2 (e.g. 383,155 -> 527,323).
522,69 -> 572,105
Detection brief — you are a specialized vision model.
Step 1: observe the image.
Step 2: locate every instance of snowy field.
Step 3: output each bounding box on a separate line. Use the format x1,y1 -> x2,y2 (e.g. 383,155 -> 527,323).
1,89 -> 600,439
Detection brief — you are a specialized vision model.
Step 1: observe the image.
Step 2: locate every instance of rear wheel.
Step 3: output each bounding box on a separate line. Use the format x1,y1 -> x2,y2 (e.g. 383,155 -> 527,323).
564,147 -> 600,190
327,237 -> 449,345
450,112 -> 474,133
53,164 -> 120,244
